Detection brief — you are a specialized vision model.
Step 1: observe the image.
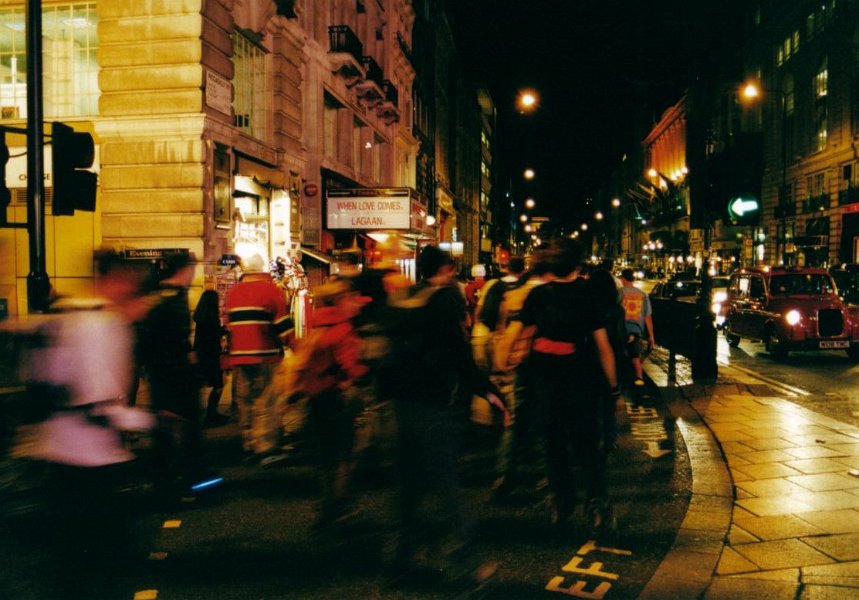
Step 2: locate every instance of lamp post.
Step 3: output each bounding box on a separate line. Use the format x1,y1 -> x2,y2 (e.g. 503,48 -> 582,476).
742,82 -> 789,266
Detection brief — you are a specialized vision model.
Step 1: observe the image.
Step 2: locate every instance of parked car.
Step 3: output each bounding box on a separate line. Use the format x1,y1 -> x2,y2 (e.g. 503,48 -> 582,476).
829,263 -> 859,305
649,279 -> 702,301
722,266 -> 859,360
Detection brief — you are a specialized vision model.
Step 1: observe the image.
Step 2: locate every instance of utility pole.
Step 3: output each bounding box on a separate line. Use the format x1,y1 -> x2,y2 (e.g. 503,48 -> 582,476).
26,0 -> 49,312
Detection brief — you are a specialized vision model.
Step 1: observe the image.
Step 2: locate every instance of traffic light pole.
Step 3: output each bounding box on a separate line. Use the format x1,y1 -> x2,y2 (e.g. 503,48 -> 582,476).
26,0 -> 50,312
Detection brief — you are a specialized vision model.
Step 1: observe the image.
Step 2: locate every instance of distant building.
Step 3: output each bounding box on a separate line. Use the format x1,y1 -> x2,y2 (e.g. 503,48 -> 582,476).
743,0 -> 859,266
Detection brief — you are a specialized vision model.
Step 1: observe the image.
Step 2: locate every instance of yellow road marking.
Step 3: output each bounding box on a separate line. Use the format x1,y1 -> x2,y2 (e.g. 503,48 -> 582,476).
148,552 -> 168,560
134,590 -> 158,600
162,520 -> 182,529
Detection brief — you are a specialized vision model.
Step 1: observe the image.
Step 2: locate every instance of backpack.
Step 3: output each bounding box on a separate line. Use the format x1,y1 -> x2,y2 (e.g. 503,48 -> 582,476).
492,280 -> 541,372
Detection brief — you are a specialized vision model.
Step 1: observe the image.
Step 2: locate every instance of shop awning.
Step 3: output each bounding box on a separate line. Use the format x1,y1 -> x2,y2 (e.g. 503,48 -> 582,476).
235,154 -> 285,188
300,247 -> 333,265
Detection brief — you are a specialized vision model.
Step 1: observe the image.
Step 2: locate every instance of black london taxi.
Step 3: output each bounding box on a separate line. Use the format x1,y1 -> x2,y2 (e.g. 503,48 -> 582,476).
722,266 -> 859,360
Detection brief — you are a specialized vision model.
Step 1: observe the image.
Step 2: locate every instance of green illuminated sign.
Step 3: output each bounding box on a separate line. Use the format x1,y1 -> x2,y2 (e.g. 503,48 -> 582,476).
727,195 -> 760,223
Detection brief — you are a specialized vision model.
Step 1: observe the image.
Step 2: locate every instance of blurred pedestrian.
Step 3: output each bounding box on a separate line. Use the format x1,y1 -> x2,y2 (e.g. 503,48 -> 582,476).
193,288 -> 228,427
138,252 -> 210,489
225,254 -> 293,466
589,268 -> 627,451
489,253 -> 551,498
386,245 -> 505,583
288,279 -> 369,530
24,249 -> 155,598
344,237 -> 411,483
516,239 -> 619,535
464,264 -> 487,325
620,268 -> 656,389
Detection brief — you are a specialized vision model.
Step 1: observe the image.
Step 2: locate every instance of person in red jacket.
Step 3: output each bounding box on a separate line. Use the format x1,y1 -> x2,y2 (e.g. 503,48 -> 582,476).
225,254 -> 293,466
290,279 -> 369,529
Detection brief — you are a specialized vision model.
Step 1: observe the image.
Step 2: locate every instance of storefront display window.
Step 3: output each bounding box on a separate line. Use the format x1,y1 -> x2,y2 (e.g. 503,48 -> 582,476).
233,191 -> 269,261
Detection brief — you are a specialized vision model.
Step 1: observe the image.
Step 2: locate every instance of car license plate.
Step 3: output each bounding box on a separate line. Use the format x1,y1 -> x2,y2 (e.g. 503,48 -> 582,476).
819,340 -> 849,349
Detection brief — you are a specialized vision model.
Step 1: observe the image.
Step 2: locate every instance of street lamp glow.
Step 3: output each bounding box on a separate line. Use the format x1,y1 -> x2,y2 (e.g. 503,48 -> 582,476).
742,82 -> 761,99
517,88 -> 539,113
580,223 -> 588,231
647,168 -> 658,178
520,214 -> 528,222
611,198 -> 621,208
525,198 -> 536,209
595,211 -> 604,220
523,168 -> 535,180
524,224 -> 533,232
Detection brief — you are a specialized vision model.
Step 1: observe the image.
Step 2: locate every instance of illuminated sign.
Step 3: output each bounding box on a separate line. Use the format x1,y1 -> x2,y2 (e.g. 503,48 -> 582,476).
326,188 -> 423,230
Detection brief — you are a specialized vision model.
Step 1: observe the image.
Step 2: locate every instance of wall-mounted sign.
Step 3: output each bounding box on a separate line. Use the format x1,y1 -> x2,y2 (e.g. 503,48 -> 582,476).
304,183 -> 318,197
205,71 -> 232,116
327,187 -> 419,230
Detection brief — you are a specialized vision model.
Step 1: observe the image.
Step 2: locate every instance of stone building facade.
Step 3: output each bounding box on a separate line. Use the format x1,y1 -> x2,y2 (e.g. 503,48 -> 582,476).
0,0 -> 440,316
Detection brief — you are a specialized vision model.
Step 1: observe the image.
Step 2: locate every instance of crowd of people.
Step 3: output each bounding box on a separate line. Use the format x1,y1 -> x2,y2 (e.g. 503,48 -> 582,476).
4,236 -> 658,594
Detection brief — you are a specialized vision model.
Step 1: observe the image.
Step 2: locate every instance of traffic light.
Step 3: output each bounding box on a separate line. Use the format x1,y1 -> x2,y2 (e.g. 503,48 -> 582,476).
51,121 -> 96,216
0,135 -> 9,224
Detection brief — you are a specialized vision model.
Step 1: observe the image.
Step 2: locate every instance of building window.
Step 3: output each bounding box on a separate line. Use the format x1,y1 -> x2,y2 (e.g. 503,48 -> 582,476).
0,3 -> 99,119
776,30 -> 800,67
352,118 -> 364,174
371,134 -> 382,181
323,94 -> 341,161
783,74 -> 795,159
232,32 -> 267,140
814,59 -> 828,152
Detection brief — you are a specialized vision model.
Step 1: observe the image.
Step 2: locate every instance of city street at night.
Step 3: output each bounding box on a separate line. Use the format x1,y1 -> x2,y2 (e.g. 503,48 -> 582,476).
5,0 -> 859,598
3,350 -> 859,599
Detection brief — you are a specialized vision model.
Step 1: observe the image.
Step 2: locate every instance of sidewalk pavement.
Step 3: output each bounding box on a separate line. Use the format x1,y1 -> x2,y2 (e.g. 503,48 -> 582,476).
639,350 -> 859,600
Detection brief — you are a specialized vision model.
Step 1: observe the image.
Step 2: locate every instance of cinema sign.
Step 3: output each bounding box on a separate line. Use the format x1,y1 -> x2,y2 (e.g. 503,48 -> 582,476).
326,188 -> 427,231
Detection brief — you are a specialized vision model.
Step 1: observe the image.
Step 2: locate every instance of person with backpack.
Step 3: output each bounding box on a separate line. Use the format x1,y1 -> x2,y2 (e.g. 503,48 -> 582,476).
385,244 -> 505,583
288,279 -> 369,530
488,251 -> 552,498
471,258 -> 525,373
516,239 -> 619,536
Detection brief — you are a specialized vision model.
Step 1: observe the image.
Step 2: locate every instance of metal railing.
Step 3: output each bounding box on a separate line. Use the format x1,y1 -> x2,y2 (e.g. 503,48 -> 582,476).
328,25 -> 363,65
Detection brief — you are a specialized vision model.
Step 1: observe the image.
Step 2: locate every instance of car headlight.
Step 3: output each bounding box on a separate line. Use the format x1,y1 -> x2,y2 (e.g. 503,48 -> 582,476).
785,309 -> 801,326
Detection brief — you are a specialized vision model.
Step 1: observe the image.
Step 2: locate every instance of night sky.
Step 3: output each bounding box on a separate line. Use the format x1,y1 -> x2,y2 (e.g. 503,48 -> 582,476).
445,0 -> 747,229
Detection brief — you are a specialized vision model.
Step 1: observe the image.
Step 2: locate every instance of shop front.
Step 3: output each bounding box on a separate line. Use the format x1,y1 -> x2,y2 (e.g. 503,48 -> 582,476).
326,187 -> 435,280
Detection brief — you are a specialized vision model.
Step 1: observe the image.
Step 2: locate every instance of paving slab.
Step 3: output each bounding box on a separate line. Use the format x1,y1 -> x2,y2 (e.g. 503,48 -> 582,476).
643,357 -> 859,597
731,538 -> 835,570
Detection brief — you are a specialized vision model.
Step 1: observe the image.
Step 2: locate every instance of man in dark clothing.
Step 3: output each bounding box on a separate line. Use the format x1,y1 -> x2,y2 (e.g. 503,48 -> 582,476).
517,240 -> 619,535
138,252 -> 205,488
388,244 -> 504,582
